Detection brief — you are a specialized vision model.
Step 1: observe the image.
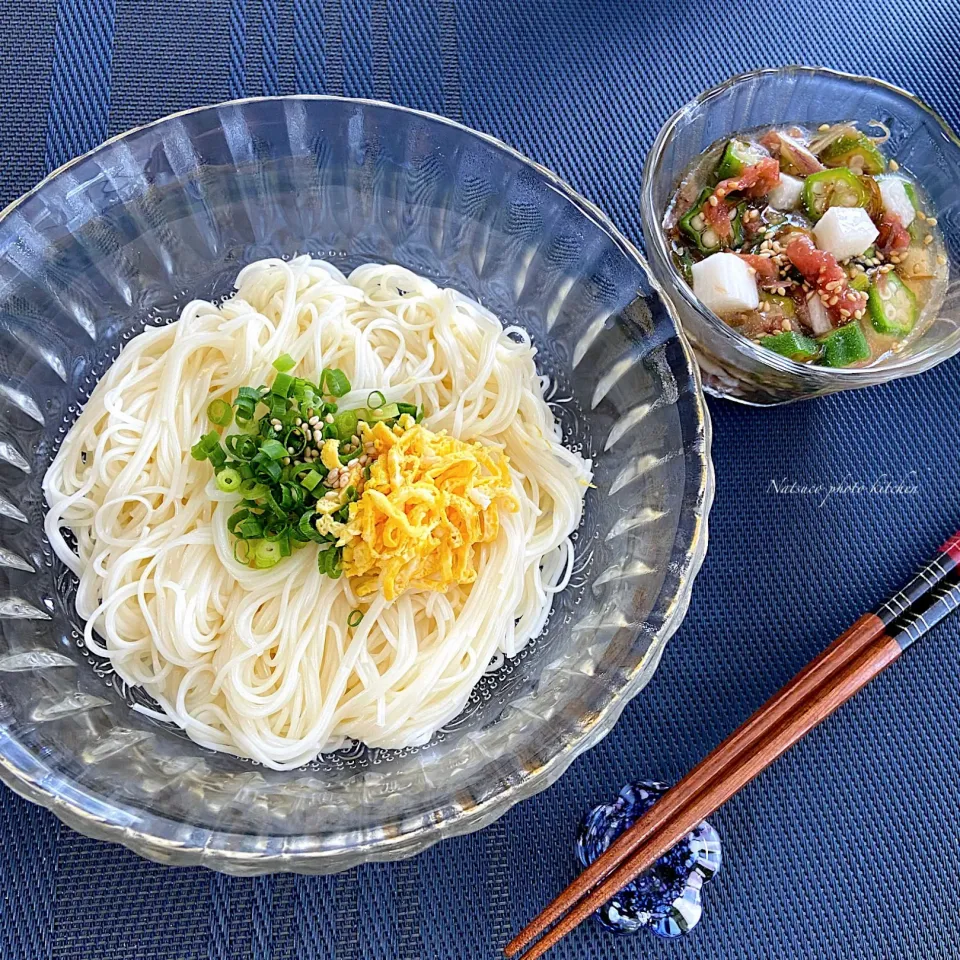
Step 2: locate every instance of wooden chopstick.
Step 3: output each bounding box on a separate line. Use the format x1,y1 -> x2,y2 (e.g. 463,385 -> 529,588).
506,532 -> 960,960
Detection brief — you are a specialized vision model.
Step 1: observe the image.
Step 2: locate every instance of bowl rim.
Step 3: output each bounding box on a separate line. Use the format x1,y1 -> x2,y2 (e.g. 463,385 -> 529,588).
641,64 -> 960,382
0,94 -> 714,872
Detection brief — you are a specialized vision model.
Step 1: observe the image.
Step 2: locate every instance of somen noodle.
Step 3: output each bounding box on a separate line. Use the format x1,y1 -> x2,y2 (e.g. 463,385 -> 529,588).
43,257 -> 591,770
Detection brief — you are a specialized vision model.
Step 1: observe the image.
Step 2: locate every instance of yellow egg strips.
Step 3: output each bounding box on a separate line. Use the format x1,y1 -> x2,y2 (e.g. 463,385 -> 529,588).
340,421 -> 518,601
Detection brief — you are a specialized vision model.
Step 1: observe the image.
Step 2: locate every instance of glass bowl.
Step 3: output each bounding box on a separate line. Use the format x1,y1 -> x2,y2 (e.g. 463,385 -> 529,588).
641,66 -> 960,406
0,97 -> 712,873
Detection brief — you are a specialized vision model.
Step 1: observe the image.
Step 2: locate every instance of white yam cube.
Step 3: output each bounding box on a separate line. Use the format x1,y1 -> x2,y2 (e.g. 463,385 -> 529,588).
691,253 -> 759,315
767,173 -> 804,211
878,177 -> 916,228
813,207 -> 879,261
805,294 -> 832,335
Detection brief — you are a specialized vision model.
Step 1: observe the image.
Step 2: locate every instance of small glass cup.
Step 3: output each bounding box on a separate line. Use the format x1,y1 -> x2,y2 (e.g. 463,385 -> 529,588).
642,66 -> 960,406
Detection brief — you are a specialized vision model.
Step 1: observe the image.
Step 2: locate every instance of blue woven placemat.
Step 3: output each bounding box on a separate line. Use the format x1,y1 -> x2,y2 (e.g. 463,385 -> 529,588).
2,2 -> 960,958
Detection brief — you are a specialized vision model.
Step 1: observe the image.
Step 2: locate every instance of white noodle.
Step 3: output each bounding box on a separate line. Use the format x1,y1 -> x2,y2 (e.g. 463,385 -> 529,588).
43,257 -> 591,770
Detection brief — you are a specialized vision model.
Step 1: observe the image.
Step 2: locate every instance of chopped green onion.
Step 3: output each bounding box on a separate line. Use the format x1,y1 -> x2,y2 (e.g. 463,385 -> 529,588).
273,353 -> 296,372
239,479 -> 269,499
291,462 -> 327,482
362,465 -> 371,480
207,398 -> 233,426
396,402 -> 418,417
300,469 -> 323,491
260,439 -> 287,461
263,515 -> 291,541
192,431 -> 226,464
367,390 -> 386,409
343,485 -> 357,501
361,403 -> 400,423
228,508 -> 252,536
284,426 -> 307,455
347,609 -> 363,628
238,517 -> 264,539
280,481 -> 305,509
234,539 -> 252,565
333,409 -> 359,441
272,371 -> 295,397
321,368 -> 351,397
226,435 -> 260,461
298,511 -> 325,543
255,458 -> 283,483
254,540 -> 283,569
234,386 -> 261,423
207,444 -> 227,468
216,467 -> 243,493
318,545 -> 343,578
199,431 -> 221,452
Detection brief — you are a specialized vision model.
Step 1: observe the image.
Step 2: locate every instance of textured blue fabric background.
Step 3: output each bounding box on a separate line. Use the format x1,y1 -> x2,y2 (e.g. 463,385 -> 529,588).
2,1 -> 960,957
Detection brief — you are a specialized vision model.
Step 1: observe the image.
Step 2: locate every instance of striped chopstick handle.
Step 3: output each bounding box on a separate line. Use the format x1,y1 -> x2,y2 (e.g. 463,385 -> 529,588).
873,531 -> 960,625
889,572 -> 960,651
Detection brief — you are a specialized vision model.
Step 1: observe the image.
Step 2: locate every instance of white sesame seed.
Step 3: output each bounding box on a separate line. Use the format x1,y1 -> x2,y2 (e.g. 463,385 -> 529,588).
325,491 -> 339,500
938,255 -> 947,265
347,458 -> 359,468
282,457 -> 291,465
818,123 -> 830,132
325,414 -> 334,424
294,418 -> 302,426
924,234 -> 934,245
927,217 -> 938,226
889,159 -> 899,171
287,446 -> 295,453
309,416 -> 320,426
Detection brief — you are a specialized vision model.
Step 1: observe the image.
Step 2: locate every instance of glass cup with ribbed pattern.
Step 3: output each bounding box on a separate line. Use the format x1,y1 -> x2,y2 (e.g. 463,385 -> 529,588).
642,67 -> 960,405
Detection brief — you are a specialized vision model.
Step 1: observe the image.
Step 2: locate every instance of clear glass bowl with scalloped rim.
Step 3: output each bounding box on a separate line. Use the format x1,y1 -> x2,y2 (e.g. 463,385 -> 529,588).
0,97 -> 711,873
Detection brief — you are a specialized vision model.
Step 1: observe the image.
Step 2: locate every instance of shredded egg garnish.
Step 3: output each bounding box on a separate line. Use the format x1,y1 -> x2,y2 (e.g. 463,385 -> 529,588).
340,421 -> 518,601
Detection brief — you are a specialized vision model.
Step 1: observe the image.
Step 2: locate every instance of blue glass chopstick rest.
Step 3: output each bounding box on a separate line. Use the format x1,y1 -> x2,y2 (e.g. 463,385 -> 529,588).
575,781 -> 722,938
